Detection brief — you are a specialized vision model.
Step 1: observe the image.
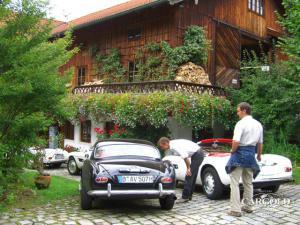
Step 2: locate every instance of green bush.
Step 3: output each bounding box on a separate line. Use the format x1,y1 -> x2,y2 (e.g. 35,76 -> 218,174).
227,52 -> 300,144
264,131 -> 300,166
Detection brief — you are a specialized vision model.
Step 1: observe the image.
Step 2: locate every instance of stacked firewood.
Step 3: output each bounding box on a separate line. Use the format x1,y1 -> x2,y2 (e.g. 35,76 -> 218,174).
175,62 -> 211,85
82,80 -> 104,86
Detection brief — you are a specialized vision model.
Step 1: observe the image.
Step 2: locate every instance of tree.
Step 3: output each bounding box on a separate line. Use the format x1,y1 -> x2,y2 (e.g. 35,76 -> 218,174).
0,0 -> 77,188
278,0 -> 300,63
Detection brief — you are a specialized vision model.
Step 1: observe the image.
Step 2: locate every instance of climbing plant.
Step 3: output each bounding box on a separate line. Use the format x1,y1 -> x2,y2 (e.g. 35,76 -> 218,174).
95,48 -> 126,83
94,26 -> 210,83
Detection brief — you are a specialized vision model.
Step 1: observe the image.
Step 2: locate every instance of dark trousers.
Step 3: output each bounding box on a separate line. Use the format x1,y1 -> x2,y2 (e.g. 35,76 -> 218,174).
182,150 -> 204,199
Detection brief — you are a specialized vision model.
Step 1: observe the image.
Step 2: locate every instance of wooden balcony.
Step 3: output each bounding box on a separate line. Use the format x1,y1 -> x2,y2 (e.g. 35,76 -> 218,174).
72,80 -> 226,96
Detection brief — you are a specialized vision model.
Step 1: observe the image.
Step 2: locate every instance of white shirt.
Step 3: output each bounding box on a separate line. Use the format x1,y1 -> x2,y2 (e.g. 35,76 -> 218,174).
167,139 -> 200,159
233,115 -> 263,146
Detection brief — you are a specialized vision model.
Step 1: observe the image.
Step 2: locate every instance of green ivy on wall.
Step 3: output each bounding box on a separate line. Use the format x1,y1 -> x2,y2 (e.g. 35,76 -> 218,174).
95,48 -> 126,83
66,92 -> 234,130
94,26 -> 210,83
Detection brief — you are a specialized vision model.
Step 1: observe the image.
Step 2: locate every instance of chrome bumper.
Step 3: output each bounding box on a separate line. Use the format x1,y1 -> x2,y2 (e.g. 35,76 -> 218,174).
87,183 -> 175,198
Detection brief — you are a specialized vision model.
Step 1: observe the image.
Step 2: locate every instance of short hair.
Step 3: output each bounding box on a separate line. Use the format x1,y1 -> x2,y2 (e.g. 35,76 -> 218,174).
157,137 -> 170,146
238,102 -> 252,115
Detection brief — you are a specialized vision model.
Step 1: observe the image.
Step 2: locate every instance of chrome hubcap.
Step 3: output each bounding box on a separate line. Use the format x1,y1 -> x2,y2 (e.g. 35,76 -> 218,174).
204,173 -> 215,194
69,160 -> 77,173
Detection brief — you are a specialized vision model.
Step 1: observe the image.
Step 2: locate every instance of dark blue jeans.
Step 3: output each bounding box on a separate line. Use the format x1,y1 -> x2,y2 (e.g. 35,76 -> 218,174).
182,150 -> 204,199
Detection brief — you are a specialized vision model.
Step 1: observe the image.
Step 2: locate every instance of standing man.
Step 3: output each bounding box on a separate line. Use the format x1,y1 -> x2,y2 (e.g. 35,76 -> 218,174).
226,102 -> 263,217
158,137 -> 204,203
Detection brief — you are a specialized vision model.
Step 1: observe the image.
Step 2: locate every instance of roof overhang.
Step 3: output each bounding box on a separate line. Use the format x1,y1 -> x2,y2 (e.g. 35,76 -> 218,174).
53,0 -> 184,36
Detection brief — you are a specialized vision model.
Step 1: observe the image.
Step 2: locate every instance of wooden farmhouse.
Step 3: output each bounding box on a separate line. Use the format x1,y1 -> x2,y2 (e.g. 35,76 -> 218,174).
53,0 -> 284,87
51,0 -> 285,149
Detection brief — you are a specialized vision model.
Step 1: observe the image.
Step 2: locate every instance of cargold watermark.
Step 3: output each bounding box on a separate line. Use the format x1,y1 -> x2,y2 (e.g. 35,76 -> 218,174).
242,193 -> 292,208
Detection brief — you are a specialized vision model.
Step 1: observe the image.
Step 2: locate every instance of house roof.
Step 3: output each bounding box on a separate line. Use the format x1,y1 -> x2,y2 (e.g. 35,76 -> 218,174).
52,0 -> 173,35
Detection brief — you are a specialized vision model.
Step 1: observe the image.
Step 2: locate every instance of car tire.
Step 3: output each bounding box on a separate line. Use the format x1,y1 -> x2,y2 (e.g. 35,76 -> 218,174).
67,157 -> 79,175
159,195 -> 175,210
261,185 -> 280,193
201,167 -> 224,200
80,187 -> 92,210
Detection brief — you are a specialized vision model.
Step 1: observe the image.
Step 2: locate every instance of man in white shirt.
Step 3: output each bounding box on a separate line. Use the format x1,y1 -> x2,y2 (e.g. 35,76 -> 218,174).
226,102 -> 263,217
158,137 -> 204,203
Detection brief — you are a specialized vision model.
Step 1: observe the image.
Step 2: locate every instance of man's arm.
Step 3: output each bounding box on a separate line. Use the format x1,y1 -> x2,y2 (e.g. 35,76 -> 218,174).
184,158 -> 192,176
256,143 -> 263,161
231,140 -> 240,153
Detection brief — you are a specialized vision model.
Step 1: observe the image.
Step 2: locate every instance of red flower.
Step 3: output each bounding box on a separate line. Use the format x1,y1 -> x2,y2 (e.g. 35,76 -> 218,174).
114,124 -> 119,131
108,130 -> 113,136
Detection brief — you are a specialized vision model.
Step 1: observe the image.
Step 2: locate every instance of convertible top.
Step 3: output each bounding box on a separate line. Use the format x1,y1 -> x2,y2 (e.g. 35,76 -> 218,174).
95,139 -> 155,147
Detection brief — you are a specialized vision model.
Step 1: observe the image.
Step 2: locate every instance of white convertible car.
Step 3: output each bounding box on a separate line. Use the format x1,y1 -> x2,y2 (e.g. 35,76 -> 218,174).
29,147 -> 69,168
67,147 -> 92,175
163,139 -> 293,200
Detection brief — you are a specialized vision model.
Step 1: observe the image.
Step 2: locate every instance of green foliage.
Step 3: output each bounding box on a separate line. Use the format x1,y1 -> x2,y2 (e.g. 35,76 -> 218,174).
278,0 -> 300,63
264,131 -> 300,166
66,92 -> 234,130
293,167 -> 300,184
0,0 -> 76,191
96,48 -> 126,83
228,52 -> 300,143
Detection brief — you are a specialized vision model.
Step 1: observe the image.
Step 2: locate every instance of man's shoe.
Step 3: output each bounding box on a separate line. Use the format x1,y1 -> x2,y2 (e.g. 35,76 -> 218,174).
241,206 -> 253,213
227,211 -> 242,217
176,198 -> 189,203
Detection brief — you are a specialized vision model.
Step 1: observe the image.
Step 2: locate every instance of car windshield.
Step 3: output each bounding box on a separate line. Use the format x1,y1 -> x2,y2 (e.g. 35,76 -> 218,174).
94,142 -> 161,159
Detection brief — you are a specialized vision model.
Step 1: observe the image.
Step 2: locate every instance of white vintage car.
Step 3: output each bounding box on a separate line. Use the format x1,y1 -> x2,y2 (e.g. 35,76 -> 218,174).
67,147 -> 93,175
29,147 -> 69,168
163,138 -> 293,200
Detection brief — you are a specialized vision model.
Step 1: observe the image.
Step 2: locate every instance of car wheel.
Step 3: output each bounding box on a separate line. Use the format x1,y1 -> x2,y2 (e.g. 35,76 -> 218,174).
67,157 -> 79,175
261,185 -> 280,193
159,195 -> 175,210
80,187 -> 92,210
201,167 -> 224,200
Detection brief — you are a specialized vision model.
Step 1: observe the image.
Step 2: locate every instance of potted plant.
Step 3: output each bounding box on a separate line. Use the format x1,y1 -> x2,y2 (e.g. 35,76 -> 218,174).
32,148 -> 51,189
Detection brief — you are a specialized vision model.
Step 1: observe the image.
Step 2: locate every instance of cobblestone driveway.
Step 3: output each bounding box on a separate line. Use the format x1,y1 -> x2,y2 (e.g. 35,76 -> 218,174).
1,166 -> 299,225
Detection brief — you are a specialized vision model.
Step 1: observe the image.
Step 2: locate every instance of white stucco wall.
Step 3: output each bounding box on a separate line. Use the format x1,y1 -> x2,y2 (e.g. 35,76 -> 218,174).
167,117 -> 193,140
64,121 -> 105,150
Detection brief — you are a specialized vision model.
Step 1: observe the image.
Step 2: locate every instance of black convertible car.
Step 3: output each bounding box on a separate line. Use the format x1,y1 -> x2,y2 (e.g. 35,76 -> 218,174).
80,139 -> 176,210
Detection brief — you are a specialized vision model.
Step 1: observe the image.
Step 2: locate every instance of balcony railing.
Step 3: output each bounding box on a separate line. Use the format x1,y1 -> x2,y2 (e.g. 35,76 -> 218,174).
73,80 -> 226,96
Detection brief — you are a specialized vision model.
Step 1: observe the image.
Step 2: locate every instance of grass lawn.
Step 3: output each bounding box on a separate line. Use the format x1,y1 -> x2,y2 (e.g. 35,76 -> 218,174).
0,171 -> 79,212
293,167 -> 300,184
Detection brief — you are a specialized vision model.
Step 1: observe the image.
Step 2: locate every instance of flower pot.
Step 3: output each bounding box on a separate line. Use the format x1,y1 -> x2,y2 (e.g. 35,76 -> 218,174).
34,174 -> 51,189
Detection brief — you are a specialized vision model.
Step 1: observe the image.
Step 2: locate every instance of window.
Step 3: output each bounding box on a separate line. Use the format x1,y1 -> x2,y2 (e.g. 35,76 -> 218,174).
128,28 -> 141,41
248,0 -> 264,15
77,67 -> 86,86
128,61 -> 137,82
81,120 -> 91,143
64,121 -> 74,140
